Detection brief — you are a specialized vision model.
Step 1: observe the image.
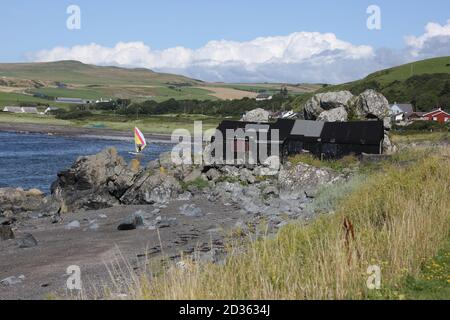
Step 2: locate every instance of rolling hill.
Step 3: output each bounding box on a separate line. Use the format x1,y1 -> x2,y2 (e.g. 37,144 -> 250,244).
317,56 -> 450,112
0,60 -> 201,86
0,60 -> 271,105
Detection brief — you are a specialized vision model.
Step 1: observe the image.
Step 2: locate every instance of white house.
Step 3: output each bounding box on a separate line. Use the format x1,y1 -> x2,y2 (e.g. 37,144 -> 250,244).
3,106 -> 38,114
390,103 -> 414,122
256,93 -> 273,101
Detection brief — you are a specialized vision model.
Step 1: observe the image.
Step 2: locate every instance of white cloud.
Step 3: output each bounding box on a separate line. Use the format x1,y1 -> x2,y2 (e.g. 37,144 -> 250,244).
405,19 -> 450,57
28,21 -> 450,83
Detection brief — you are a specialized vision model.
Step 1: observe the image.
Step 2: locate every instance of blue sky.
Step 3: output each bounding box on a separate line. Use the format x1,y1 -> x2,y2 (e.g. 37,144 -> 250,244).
1,0 -> 450,83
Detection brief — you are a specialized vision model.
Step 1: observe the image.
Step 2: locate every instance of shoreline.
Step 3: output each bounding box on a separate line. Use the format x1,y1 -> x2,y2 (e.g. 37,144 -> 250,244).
0,122 -> 173,143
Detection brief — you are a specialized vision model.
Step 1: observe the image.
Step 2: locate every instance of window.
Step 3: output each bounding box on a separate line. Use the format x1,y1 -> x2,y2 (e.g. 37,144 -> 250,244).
433,117 -> 438,121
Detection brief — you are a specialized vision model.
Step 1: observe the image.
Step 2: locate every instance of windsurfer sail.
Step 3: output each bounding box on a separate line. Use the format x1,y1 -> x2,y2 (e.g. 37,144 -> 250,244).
134,127 -> 147,153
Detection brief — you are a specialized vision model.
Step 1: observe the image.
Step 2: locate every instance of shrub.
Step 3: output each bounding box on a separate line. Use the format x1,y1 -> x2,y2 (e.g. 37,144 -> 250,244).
54,110 -> 93,120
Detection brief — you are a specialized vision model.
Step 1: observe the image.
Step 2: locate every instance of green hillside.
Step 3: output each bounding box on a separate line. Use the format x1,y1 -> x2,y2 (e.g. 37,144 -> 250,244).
317,56 -> 450,112
0,60 -> 201,86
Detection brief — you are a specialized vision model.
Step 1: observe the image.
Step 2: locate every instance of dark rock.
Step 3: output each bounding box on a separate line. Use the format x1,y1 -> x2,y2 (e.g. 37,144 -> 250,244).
0,225 -> 14,241
120,171 -> 181,205
50,148 -> 137,213
118,213 -> 144,231
17,233 -> 38,248
50,214 -> 62,224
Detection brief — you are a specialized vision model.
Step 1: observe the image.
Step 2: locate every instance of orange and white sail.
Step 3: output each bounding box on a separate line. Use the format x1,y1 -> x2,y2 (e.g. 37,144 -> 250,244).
134,127 -> 147,153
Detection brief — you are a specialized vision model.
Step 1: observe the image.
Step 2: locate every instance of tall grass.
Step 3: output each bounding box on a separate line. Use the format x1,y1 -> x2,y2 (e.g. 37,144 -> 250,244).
109,148 -> 450,300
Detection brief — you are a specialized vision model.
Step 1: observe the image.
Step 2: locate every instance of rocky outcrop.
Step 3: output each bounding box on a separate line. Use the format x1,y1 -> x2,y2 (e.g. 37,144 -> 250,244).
241,108 -> 270,122
278,163 -> 343,199
50,148 -> 138,213
304,91 -> 354,120
120,171 -> 181,205
0,188 -> 46,216
317,106 -> 348,122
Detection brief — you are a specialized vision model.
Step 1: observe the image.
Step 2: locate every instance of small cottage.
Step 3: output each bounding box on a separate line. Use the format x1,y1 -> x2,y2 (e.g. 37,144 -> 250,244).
422,108 -> 450,123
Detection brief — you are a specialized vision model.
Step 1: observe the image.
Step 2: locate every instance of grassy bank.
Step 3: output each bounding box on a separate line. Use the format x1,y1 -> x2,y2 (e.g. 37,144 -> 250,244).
0,112 -> 221,135
112,147 -> 450,300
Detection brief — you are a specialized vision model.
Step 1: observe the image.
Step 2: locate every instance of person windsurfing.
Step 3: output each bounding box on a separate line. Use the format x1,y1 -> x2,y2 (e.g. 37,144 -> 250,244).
133,127 -> 147,154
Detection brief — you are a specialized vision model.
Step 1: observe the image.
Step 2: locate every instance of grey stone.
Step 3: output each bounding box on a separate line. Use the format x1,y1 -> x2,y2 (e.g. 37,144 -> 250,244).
317,106 -> 348,122
278,163 -> 343,198
241,108 -> 270,122
352,89 -> 391,122
0,275 -> 25,287
205,168 -> 221,181
179,204 -> 203,217
120,171 -> 181,205
17,233 -> 38,248
304,91 -> 354,120
50,148 -> 136,213
65,220 -> 81,230
383,133 -> 398,154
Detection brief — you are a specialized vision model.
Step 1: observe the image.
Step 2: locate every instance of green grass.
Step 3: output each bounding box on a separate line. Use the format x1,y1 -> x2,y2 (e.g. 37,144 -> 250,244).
0,111 -> 221,135
391,131 -> 450,144
0,92 -> 68,108
394,237 -> 450,300
150,86 -> 217,102
31,87 -> 106,100
364,56 -> 450,85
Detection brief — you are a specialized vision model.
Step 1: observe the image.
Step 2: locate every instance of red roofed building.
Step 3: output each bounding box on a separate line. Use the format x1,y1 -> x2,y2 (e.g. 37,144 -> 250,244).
422,108 -> 450,123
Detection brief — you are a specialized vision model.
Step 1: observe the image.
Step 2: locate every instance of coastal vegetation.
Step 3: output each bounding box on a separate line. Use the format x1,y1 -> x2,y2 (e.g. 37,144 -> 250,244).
104,147 -> 450,300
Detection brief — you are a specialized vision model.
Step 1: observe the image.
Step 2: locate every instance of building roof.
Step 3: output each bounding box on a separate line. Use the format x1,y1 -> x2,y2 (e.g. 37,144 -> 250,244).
423,108 -> 450,117
21,107 -> 38,113
290,120 -> 325,138
391,103 -> 414,114
3,106 -> 22,113
55,97 -> 85,103
256,93 -> 272,99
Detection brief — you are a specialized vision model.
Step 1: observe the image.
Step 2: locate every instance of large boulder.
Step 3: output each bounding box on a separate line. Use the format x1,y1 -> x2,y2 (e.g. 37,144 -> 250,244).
304,91 -> 354,120
317,106 -> 348,122
50,148 -> 138,213
351,89 -> 391,122
120,170 -> 181,205
0,188 -> 46,215
241,108 -> 270,122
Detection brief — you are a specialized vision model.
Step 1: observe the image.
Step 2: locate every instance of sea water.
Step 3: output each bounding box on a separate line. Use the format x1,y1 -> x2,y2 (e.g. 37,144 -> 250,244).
0,132 -> 172,193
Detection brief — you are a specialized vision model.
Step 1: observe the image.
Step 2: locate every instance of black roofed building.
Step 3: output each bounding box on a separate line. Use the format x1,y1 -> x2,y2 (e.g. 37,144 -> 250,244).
213,119 -> 385,164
